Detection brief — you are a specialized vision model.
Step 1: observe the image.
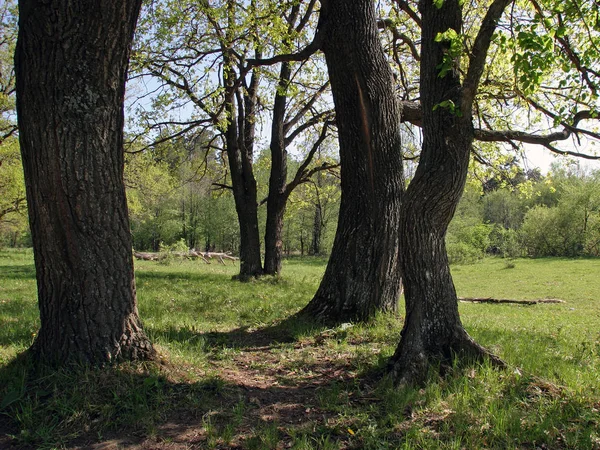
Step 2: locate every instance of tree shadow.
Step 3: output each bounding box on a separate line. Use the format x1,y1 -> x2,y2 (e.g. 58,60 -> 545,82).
0,264 -> 36,280
152,314 -> 330,352
0,343 -> 371,450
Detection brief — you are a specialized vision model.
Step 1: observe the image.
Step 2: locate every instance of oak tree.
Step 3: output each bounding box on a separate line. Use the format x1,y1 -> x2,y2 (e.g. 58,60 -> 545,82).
16,0 -> 154,364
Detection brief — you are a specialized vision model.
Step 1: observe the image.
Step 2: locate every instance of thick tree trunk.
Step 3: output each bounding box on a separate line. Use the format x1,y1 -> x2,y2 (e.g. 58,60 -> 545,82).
299,0 -> 404,324
388,0 -> 504,385
264,62 -> 291,276
15,0 -> 154,364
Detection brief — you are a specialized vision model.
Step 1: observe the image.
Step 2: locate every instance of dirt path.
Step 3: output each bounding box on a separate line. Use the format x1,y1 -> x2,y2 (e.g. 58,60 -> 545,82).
75,331 -> 374,450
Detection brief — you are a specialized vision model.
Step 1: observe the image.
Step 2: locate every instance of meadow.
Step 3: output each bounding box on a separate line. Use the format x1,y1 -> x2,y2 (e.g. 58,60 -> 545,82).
0,248 -> 599,449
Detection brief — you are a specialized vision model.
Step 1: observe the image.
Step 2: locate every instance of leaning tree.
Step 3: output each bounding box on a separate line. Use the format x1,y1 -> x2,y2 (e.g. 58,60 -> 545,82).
284,0 -> 599,380
15,0 -> 154,364
388,0 -> 600,384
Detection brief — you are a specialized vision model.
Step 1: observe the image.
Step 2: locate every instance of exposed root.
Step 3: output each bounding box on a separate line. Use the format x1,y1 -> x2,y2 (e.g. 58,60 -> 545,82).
387,331 -> 506,387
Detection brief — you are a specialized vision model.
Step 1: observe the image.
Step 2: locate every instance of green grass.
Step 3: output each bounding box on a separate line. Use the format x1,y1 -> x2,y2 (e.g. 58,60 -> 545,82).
0,249 -> 599,449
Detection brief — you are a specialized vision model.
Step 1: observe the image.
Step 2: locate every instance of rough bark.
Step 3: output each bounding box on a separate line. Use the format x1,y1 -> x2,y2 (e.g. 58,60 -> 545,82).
15,0 -> 154,365
223,9 -> 263,279
388,0 -> 509,385
264,61 -> 292,276
299,0 -> 404,324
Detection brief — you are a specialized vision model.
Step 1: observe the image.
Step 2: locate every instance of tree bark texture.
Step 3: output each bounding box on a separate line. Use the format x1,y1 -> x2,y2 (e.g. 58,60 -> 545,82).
264,62 -> 292,276
388,0 -> 502,384
15,0 -> 154,364
299,0 -> 404,324
223,40 -> 263,279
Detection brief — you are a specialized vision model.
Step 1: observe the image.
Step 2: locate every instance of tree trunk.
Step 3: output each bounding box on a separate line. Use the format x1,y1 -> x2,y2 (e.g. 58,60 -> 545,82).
388,0 -> 506,385
310,201 -> 323,256
223,12 -> 263,279
15,0 -> 154,365
310,171 -> 324,256
225,115 -> 263,279
299,0 -> 404,324
264,62 -> 292,276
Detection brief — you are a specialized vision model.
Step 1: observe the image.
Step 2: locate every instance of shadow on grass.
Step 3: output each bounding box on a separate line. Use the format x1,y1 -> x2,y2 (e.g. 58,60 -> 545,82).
0,265 -> 36,281
1,320 -> 598,449
136,269 -> 230,284
0,343 -> 365,450
151,314 -> 330,352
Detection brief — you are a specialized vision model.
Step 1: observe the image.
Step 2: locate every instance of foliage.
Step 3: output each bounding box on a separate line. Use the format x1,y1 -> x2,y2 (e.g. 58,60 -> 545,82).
0,0 -> 26,247
448,167 -> 600,259
1,250 -> 599,448
520,173 -> 600,257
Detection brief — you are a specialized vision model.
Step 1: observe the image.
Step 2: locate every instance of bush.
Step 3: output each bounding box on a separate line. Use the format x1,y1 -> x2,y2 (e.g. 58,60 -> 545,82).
446,220 -> 492,264
520,205 -> 584,257
488,225 -> 523,258
447,241 -> 483,264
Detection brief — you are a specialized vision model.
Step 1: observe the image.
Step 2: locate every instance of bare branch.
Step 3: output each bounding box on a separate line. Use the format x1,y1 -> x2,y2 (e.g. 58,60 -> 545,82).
285,110 -> 334,146
285,121 -> 333,197
284,82 -> 330,133
392,0 -> 421,28
378,18 -> 420,62
211,182 -> 233,191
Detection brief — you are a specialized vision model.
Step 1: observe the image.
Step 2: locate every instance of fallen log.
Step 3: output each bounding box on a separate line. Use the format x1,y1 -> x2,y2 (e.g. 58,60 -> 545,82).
459,297 -> 566,305
174,251 -> 210,263
201,252 -> 239,265
133,251 -> 162,261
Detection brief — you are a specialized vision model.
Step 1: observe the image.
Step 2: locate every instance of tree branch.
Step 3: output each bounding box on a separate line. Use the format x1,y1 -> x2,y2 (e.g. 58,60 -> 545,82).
285,110 -> 334,147
284,82 -> 330,134
392,0 -> 421,28
284,121 -> 333,197
462,0 -> 512,112
378,18 -> 420,62
211,182 -> 233,191
246,11 -> 326,67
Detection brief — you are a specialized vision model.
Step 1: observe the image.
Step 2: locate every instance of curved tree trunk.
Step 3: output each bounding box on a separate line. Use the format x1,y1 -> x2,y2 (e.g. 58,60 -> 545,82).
15,0 -> 154,365
388,0 -> 508,385
299,0 -> 404,324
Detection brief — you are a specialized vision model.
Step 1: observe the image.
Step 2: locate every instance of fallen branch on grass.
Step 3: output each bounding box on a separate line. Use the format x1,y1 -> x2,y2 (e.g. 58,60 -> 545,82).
133,251 -> 161,261
199,251 -> 239,265
459,297 -> 566,305
133,250 -> 238,265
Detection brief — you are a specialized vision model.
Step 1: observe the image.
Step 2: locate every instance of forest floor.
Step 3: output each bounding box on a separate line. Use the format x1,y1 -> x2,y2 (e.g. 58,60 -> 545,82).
1,250 -> 599,449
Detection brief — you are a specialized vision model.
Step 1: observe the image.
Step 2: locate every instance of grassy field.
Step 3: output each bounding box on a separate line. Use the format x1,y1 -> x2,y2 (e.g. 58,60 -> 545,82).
0,248 -> 599,449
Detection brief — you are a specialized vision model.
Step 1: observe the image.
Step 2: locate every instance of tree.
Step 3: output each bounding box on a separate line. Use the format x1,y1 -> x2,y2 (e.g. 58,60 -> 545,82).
132,0 -> 333,278
0,0 -> 27,246
15,0 -> 154,364
298,0 -> 405,323
0,0 -> 17,145
388,0 -> 512,384
0,137 -> 26,244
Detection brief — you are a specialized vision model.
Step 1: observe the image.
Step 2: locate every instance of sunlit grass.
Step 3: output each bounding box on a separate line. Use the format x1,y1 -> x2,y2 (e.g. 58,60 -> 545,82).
0,249 -> 598,449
